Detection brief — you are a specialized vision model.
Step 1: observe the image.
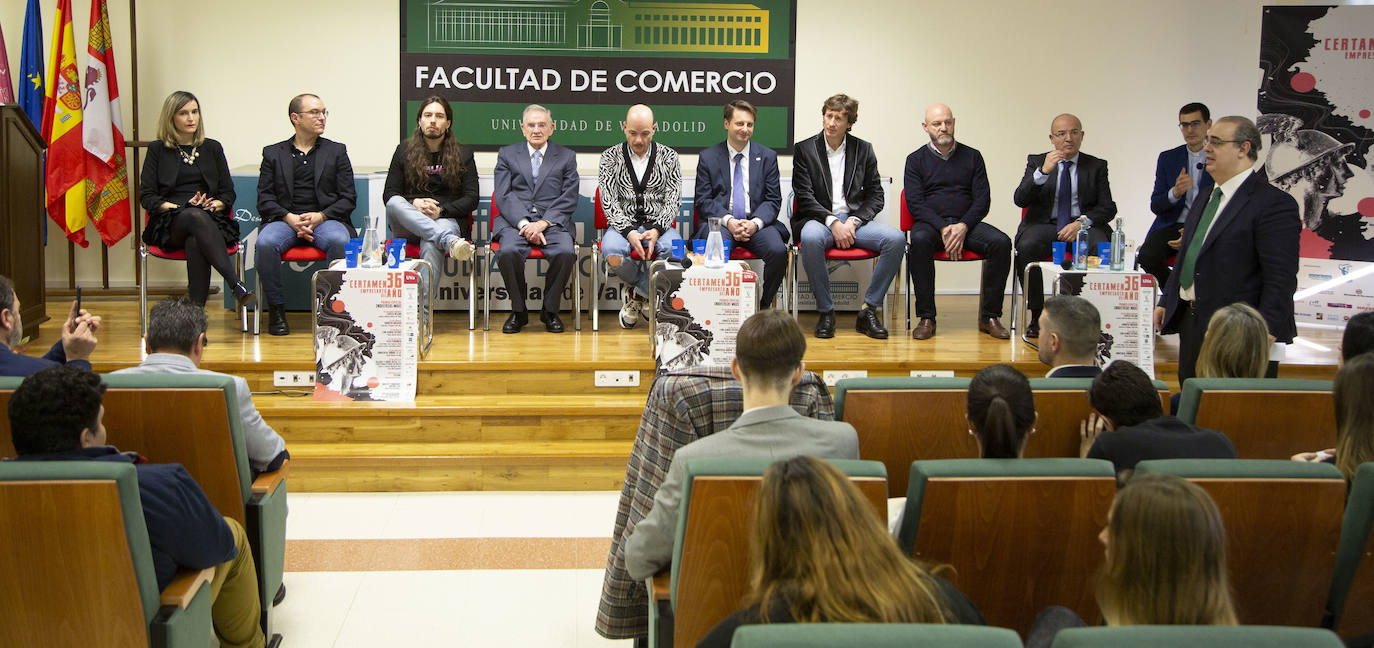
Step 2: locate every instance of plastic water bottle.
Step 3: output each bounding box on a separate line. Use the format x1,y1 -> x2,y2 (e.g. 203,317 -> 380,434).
1073,216 -> 1090,271
360,217 -> 384,268
704,217 -> 726,268
1110,216 -> 1126,271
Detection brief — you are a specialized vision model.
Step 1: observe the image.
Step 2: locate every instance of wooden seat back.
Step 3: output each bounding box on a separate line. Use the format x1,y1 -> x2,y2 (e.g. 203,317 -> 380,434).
1193,390 -> 1336,459
0,479 -> 148,646
1023,388 -> 1170,458
0,388 -> 246,526
673,474 -> 888,648
908,474 -> 1116,637
841,389 -> 976,495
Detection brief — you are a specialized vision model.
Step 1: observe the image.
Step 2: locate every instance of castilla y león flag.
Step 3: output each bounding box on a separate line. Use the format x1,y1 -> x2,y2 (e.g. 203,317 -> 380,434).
41,0 -> 87,247
82,0 -> 130,246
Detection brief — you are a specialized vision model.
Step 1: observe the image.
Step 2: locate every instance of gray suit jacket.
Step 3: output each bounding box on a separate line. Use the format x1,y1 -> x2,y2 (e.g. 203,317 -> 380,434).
493,141 -> 579,238
111,353 -> 288,474
622,405 -> 859,580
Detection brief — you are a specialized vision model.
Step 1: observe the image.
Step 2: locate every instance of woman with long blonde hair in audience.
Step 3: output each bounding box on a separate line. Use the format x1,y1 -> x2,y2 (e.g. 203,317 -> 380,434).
697,456 -> 984,647
1170,302 -> 1270,413
1292,352 -> 1374,485
1026,472 -> 1237,647
967,364 -> 1037,458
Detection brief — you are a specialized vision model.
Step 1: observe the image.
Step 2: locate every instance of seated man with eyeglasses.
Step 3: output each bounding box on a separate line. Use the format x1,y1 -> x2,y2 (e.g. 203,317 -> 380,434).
255,94 -> 357,336
1012,113 -> 1118,337
1140,103 -> 1214,288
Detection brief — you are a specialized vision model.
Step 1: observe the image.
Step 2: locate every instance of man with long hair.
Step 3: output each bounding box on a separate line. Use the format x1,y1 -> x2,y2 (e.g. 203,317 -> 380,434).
383,96 -> 479,299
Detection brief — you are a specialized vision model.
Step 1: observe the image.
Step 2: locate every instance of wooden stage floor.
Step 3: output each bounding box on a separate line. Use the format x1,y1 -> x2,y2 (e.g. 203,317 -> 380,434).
27,293 -> 1343,492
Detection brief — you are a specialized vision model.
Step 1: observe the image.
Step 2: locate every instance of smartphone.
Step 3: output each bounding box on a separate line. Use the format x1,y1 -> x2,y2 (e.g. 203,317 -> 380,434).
75,286 -> 82,315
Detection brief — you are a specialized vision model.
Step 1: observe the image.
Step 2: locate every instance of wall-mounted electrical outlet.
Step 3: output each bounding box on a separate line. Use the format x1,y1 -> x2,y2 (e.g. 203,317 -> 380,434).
594,370 -> 640,387
273,370 -> 315,387
822,369 -> 869,386
910,370 -> 956,378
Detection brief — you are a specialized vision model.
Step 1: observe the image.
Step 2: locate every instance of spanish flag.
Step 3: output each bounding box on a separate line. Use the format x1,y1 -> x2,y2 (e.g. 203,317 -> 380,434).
82,0 -> 130,246
41,0 -> 88,247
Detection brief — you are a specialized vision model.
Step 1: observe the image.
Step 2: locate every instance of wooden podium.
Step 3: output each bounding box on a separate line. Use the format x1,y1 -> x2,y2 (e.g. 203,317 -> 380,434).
0,105 -> 46,339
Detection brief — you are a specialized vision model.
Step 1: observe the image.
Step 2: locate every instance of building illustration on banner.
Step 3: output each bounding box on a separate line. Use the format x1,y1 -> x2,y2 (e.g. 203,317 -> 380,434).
426,0 -> 769,53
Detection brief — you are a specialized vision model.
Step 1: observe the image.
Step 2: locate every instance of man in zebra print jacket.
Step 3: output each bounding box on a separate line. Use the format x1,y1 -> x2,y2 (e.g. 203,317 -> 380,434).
598,104 -> 684,329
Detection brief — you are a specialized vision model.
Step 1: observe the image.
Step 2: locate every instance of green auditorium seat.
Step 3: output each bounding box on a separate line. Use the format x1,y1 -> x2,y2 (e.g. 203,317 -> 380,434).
732,622 -> 1024,647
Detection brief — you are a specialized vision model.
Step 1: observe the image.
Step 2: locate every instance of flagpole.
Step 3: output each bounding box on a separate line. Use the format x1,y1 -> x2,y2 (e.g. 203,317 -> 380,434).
129,0 -> 140,289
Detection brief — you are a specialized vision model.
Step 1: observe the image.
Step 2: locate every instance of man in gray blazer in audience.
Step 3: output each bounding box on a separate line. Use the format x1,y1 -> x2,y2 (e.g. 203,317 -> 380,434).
114,297 -> 288,476
492,104 -> 580,334
622,310 -> 860,581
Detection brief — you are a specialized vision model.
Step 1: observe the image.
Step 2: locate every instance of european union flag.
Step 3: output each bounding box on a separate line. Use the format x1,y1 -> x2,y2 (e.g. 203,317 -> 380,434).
19,0 -> 43,131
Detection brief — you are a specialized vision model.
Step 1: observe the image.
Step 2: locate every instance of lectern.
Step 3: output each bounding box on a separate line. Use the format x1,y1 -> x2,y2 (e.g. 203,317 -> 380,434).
0,105 -> 46,339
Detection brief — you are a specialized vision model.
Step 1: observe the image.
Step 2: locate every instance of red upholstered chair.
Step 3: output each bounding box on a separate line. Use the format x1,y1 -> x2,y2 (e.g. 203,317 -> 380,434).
788,196 -> 886,328
590,186 -> 657,332
251,245 -> 326,335
138,211 -> 248,336
898,189 -> 987,330
484,200 -> 581,331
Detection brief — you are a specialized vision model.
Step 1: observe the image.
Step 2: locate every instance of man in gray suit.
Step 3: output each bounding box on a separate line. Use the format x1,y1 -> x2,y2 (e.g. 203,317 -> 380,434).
622,310 -> 859,581
114,297 -> 288,476
492,104 -> 580,333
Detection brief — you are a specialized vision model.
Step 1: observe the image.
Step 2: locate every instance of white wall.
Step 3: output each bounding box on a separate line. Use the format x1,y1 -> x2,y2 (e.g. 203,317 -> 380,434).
0,0 -> 1336,291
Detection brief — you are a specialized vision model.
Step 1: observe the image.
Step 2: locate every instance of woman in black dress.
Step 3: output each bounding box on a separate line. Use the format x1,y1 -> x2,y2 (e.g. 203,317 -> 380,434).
139,90 -> 254,308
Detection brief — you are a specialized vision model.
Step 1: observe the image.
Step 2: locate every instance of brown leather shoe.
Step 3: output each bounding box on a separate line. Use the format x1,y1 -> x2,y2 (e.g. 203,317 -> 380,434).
912,318 -> 936,340
979,317 -> 1011,339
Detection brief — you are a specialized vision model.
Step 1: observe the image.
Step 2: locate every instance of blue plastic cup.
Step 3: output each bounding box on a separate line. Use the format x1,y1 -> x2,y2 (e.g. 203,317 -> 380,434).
671,238 -> 687,258
721,239 -> 732,259
1051,241 -> 1067,264
345,239 -> 362,267
1097,242 -> 1111,267
387,240 -> 405,268
692,239 -> 707,255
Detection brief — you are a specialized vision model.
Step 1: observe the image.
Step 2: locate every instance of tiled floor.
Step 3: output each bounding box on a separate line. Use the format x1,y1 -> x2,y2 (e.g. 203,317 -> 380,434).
275,491 -> 632,647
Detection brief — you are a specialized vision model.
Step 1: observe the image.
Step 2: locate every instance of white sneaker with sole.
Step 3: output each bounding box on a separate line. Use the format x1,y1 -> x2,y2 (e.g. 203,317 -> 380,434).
447,236 -> 475,261
619,295 -> 644,329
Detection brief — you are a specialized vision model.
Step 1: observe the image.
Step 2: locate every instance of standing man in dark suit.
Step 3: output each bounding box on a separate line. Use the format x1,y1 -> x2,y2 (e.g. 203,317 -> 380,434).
1141,103 -> 1214,287
794,93 -> 903,340
905,103 -> 1012,341
492,104 -> 579,334
1156,116 -> 1300,382
1037,295 -> 1102,377
1013,113 -> 1117,337
694,100 -> 787,309
255,93 -> 356,336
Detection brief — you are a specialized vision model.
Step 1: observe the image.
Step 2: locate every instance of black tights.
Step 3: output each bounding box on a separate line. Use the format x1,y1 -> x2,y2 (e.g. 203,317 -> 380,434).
166,208 -> 239,305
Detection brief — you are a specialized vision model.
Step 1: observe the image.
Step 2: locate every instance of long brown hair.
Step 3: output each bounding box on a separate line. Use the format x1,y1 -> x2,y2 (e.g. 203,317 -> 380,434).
747,456 -> 950,625
1335,352 -> 1374,482
1197,303 -> 1269,378
1097,473 -> 1238,626
404,95 -> 466,191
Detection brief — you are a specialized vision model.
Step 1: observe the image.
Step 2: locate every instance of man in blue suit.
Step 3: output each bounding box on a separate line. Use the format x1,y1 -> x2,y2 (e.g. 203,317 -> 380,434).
1141,103 -> 1214,287
493,104 -> 579,333
1155,116 -> 1300,382
0,275 -> 99,377
693,100 -> 787,308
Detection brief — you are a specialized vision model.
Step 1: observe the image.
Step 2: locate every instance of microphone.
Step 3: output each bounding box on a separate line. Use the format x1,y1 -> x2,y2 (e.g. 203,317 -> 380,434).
666,254 -> 694,269
1196,162 -> 1204,170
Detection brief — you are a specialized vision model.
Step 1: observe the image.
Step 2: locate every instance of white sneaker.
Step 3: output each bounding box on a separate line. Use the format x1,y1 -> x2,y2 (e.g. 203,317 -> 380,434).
619,295 -> 644,329
447,237 -> 474,261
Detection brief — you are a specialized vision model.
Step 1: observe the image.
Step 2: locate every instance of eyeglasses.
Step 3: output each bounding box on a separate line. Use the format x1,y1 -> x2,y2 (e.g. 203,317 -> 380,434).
1207,136 -> 1243,147
1051,129 -> 1083,139
1179,120 -> 1206,129
295,109 -> 328,119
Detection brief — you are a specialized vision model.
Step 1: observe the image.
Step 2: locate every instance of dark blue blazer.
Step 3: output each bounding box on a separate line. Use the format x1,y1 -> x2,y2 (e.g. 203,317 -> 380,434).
492,141 -> 579,238
0,341 -> 90,377
694,141 -> 782,235
1148,144 -> 1214,234
1160,171 -> 1300,343
256,137 -> 358,236
1046,365 -> 1101,378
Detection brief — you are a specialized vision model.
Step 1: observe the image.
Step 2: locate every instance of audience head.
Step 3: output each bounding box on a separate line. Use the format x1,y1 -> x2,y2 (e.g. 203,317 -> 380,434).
1178,102 -> 1212,150
1088,361 -> 1162,429
0,274 -> 21,348
1038,295 -> 1101,368
8,365 -> 107,455
1049,113 -> 1084,158
157,90 -> 204,147
749,456 -> 949,624
1097,473 -> 1237,626
923,103 -> 955,150
723,99 -> 756,150
1341,311 -> 1374,364
520,104 -> 553,149
288,93 -> 327,138
623,104 -> 656,156
1207,116 -> 1262,183
145,297 -> 210,360
821,94 -> 857,145
1334,352 -> 1374,482
732,310 -> 805,395
1196,303 -> 1269,379
967,364 -> 1036,458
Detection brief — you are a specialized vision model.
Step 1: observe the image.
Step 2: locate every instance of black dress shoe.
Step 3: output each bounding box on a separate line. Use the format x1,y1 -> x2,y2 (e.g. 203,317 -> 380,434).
502,311 -> 529,334
232,282 -> 256,309
855,307 -> 889,340
268,304 -> 290,336
1026,317 -> 1040,339
815,311 -> 836,339
273,583 -> 286,606
540,311 -> 565,333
